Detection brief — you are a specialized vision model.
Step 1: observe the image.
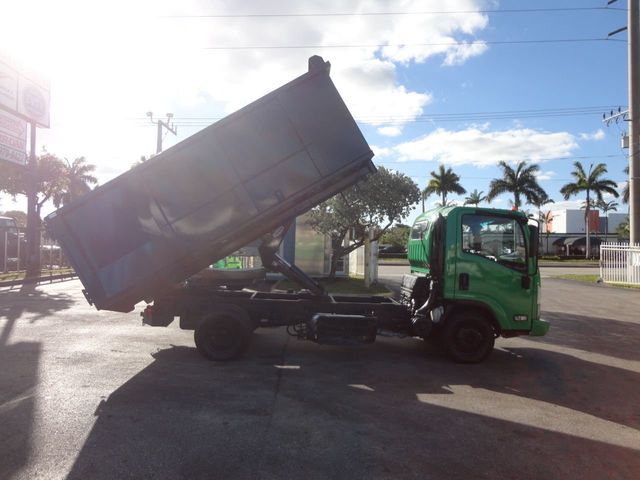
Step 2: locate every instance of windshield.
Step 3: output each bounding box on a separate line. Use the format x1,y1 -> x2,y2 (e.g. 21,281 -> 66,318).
462,214 -> 527,271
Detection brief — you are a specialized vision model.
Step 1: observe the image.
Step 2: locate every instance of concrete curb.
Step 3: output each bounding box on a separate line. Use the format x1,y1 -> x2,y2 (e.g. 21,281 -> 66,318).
539,263 -> 599,268
0,272 -> 77,288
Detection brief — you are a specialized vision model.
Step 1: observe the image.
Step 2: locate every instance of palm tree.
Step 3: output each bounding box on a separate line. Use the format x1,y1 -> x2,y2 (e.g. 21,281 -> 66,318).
54,157 -> 98,207
622,166 -> 629,204
423,165 -> 466,207
421,190 -> 430,213
560,162 -> 619,258
597,199 -> 619,237
486,161 -> 547,210
464,189 -> 486,207
530,194 -> 553,252
541,210 -> 555,254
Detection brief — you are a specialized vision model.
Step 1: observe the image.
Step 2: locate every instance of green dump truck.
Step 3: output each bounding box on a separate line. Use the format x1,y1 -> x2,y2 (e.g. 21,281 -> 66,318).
46,56 -> 547,364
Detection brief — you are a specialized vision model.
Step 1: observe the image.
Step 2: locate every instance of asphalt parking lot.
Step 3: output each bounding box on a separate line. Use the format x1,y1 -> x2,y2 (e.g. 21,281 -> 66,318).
1,270 -> 639,479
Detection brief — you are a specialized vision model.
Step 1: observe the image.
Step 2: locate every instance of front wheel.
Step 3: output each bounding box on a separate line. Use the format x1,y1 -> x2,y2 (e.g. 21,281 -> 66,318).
441,312 -> 495,364
194,314 -> 252,361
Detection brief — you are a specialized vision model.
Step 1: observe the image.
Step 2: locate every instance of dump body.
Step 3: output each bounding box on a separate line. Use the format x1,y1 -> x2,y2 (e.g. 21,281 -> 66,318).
46,57 -> 375,312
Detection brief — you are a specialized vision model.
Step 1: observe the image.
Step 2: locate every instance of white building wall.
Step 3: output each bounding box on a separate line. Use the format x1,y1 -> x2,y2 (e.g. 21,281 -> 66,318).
550,209 -> 587,233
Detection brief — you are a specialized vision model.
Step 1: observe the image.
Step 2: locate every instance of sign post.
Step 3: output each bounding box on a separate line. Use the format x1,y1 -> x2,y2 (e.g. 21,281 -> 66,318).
0,53 -> 50,275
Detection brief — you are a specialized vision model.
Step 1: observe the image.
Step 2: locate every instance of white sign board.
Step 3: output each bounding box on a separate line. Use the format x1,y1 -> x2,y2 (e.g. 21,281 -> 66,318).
0,109 -> 27,166
0,55 -> 50,128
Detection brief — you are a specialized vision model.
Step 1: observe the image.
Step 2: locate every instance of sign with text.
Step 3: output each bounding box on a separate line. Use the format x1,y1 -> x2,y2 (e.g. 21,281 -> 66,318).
0,109 -> 27,166
0,55 -> 50,128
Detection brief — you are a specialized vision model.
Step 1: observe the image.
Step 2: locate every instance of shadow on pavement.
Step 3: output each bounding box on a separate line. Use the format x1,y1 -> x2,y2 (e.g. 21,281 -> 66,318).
0,283 -> 74,345
539,310 -> 640,362
0,341 -> 41,480
66,331 -> 640,480
0,283 -> 44,479
0,283 -> 70,478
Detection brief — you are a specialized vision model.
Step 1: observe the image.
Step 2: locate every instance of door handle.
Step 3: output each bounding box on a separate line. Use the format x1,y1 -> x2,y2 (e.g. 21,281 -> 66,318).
459,273 -> 469,290
521,275 -> 531,289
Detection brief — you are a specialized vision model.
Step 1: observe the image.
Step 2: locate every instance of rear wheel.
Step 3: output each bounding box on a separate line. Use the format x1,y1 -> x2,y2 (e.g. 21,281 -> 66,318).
194,314 -> 252,361
441,312 -> 495,363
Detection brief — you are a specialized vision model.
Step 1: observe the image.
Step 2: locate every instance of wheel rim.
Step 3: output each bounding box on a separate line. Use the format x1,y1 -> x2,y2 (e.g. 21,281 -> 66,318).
203,318 -> 242,355
454,326 -> 485,353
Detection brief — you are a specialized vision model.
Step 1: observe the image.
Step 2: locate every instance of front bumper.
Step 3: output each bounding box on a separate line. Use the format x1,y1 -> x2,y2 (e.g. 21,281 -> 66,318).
529,317 -> 550,337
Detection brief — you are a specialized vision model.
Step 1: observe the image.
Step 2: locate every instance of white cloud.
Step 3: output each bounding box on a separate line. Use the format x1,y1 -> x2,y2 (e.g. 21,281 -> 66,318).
394,127 -> 578,166
535,170 -> 557,181
579,129 -> 606,141
550,200 -> 585,211
370,145 -> 393,158
0,0 -> 492,183
377,126 -> 403,137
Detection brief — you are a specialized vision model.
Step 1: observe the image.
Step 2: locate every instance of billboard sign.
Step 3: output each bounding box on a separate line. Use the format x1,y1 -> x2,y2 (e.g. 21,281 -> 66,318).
0,55 -> 49,128
0,109 -> 27,166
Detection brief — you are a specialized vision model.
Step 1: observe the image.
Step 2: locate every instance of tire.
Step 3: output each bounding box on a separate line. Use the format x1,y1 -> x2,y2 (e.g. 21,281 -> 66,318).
441,311 -> 495,364
194,314 -> 252,361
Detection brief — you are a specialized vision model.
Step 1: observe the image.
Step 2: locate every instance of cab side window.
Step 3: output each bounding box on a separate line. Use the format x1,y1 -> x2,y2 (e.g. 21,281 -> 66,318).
461,214 -> 527,271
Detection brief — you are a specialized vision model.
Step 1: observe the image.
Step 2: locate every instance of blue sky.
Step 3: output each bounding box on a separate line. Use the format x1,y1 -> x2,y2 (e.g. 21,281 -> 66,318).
0,0 -> 632,225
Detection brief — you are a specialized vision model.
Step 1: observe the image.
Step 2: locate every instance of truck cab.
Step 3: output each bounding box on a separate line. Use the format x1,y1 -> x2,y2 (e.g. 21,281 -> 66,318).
406,206 -> 549,362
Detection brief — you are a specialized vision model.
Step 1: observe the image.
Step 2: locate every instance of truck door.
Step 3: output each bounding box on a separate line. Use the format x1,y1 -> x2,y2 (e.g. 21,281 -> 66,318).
454,212 -> 533,331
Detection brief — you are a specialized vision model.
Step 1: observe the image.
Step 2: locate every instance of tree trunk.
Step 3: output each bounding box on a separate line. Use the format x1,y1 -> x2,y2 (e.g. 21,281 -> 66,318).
585,192 -> 590,259
26,193 -> 41,277
328,251 -> 340,279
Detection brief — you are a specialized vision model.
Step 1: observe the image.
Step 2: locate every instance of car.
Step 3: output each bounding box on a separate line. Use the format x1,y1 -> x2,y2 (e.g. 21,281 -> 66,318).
378,244 -> 407,255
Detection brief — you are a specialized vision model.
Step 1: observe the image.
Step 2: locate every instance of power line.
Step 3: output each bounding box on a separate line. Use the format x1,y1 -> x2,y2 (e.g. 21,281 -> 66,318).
158,7 -> 626,19
376,154 -> 623,164
199,38 -> 625,51
130,105 -> 625,127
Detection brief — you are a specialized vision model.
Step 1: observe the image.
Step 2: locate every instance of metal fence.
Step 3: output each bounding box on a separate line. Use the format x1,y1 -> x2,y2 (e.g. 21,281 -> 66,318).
600,242 -> 640,286
1,227 -> 70,273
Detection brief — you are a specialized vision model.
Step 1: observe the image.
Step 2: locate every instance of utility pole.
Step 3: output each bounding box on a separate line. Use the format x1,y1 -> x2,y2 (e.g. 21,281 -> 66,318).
606,0 -> 639,243
629,0 -> 640,244
25,121 -> 39,276
146,112 -> 177,154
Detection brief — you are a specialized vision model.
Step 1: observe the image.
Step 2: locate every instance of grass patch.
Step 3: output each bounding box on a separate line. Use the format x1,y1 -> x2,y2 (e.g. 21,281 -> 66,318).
553,274 -> 640,289
378,257 -> 409,264
554,274 -> 600,283
539,257 -> 598,264
274,276 -> 391,295
0,268 -> 75,282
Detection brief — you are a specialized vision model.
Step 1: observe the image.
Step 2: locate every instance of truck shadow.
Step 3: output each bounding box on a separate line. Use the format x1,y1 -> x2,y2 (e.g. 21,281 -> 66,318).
66,331 -> 640,480
537,310 -> 640,362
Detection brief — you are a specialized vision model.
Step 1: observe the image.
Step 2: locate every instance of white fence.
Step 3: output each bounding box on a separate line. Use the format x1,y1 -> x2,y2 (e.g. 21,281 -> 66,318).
600,242 -> 640,286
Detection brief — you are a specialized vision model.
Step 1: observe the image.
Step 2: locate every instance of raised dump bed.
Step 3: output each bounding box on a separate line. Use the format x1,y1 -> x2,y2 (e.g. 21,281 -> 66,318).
46,56 -> 375,312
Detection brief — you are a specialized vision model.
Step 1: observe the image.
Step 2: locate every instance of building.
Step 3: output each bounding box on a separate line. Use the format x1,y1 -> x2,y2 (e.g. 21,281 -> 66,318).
546,209 -> 598,234
539,208 -> 629,257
